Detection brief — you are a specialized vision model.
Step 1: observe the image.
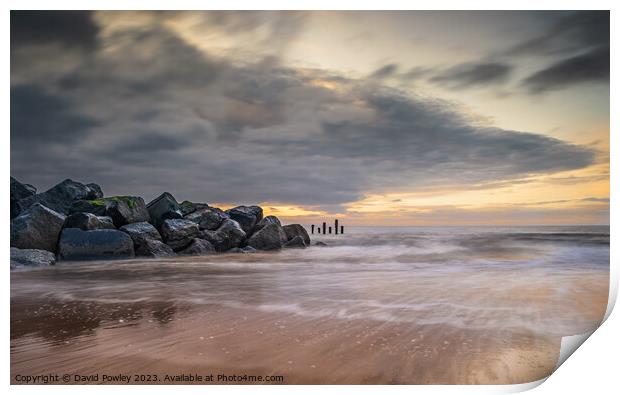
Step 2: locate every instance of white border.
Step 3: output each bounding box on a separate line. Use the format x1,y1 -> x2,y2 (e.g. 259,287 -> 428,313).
3,1 -> 617,394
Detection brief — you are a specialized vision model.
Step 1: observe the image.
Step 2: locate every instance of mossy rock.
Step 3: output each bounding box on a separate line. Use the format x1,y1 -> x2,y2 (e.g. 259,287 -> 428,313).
70,196 -> 149,227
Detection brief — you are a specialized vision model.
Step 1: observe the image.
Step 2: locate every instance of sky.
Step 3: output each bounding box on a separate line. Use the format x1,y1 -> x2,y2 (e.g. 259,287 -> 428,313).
10,11 -> 609,225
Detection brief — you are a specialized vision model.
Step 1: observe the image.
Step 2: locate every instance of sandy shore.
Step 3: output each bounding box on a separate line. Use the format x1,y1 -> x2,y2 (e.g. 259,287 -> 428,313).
11,228 -> 609,385
11,295 -> 604,384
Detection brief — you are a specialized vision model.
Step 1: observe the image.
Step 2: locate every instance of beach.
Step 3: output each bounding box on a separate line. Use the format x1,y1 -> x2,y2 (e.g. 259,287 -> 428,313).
11,226 -> 609,384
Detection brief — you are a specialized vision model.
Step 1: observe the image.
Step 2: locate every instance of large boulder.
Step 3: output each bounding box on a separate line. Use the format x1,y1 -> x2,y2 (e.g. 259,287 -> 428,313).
70,199 -> 107,216
179,200 -> 210,216
118,221 -> 174,258
179,238 -> 216,255
63,212 -> 115,231
10,177 -> 36,199
283,235 -> 307,248
146,192 -> 183,229
246,222 -> 288,251
225,206 -> 263,235
282,224 -> 311,246
135,239 -> 176,258
10,203 -> 66,252
119,221 -> 162,244
86,183 -> 103,199
10,247 -> 56,269
254,215 -> 281,232
57,228 -> 134,261
10,177 -> 36,218
98,196 -> 149,227
17,179 -> 102,215
198,218 -> 246,252
70,196 -> 149,227
160,219 -> 200,251
185,207 -> 229,230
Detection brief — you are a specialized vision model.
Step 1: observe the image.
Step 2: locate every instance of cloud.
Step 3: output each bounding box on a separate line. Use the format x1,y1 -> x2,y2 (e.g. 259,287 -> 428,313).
508,11 -> 609,93
369,64 -> 398,79
10,11 -> 100,50
11,84 -> 100,144
10,11 -> 597,211
400,66 -> 432,81
507,11 -> 609,56
581,197 -> 609,203
522,45 -> 610,93
430,62 -> 513,88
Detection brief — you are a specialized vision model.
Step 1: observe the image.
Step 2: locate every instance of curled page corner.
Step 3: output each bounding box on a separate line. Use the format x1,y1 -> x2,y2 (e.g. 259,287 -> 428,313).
554,330 -> 596,372
544,272 -> 616,383
501,377 -> 548,394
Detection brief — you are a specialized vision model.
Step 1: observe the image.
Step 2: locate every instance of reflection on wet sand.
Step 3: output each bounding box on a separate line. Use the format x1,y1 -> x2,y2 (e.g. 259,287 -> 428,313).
11,299 -> 564,384
11,226 -> 609,384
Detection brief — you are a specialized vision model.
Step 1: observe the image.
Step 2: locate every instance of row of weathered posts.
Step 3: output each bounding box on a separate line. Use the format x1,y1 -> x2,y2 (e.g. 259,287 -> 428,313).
310,219 -> 344,235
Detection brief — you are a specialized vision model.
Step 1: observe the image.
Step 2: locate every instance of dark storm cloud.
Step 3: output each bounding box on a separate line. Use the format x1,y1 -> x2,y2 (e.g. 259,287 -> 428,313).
11,84 -> 100,143
522,45 -> 610,93
10,11 -> 99,50
400,66 -> 432,81
509,11 -> 609,93
430,62 -> 513,88
369,64 -> 398,79
111,133 -> 193,154
282,89 -> 594,178
10,11 -> 598,209
508,11 -> 609,56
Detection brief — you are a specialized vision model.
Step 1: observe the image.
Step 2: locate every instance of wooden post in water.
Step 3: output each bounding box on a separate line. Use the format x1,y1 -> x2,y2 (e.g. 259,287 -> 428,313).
322,222 -> 326,234
329,226 -> 332,234
311,224 -> 315,234
335,219 -> 339,234
340,225 -> 344,234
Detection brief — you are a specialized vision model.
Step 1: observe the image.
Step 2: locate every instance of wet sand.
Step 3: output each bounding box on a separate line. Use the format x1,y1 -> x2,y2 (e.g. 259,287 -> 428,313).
11,300 -> 559,384
11,227 -> 610,384
11,276 -> 607,384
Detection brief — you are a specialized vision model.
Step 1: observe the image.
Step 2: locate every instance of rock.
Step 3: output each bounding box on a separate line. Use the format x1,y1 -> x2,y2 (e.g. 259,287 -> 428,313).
314,241 -> 328,246
160,219 -> 200,251
57,228 -> 135,261
17,179 -> 102,215
282,224 -> 311,246
119,222 -> 174,257
135,239 -> 176,258
146,192 -> 183,229
70,196 -> 149,227
228,246 -> 257,254
246,222 -> 288,251
10,203 -> 66,252
11,177 -> 36,218
254,215 -> 281,232
70,199 -> 108,216
119,221 -> 162,244
185,207 -> 229,230
99,196 -> 150,227
86,183 -> 103,199
179,238 -> 216,255
119,221 -> 169,257
198,219 -> 246,252
63,212 -> 115,231
283,235 -> 307,248
10,248 -> 56,269
225,205 -> 263,235
11,177 -> 36,198
179,200 -> 210,216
